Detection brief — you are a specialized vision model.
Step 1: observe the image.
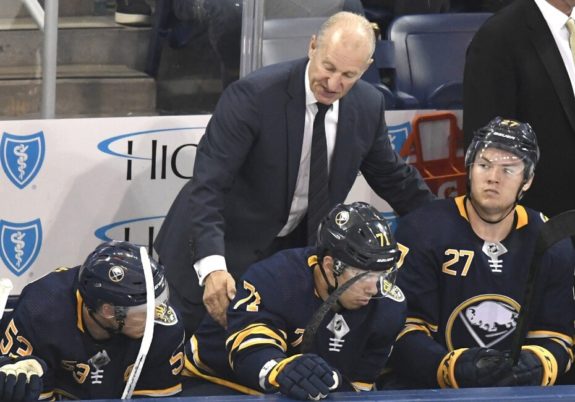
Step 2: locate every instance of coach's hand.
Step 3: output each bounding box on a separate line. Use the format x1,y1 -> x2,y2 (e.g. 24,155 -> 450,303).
0,355 -> 46,401
203,270 -> 236,329
437,347 -> 512,388
264,354 -> 340,400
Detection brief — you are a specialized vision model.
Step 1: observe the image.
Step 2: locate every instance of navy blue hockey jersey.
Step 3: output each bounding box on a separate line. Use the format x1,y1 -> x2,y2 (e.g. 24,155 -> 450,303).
0,267 -> 185,400
184,247 -> 407,393
391,196 -> 575,387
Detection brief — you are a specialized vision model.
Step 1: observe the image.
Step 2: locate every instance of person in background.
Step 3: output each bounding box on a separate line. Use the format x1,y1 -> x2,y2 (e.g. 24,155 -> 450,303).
463,0 -> 575,217
155,11 -> 433,336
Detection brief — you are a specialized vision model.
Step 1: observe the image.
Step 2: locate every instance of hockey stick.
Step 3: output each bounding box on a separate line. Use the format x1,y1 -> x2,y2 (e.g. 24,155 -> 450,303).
121,247 -> 156,399
509,210 -> 575,364
301,271 -> 370,353
0,278 -> 14,322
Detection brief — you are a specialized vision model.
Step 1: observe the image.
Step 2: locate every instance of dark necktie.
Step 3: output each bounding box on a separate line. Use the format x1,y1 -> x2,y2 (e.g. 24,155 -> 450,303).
307,102 -> 330,245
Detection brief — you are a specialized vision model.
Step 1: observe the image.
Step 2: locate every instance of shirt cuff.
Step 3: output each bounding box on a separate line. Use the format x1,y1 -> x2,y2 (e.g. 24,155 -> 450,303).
194,255 -> 228,286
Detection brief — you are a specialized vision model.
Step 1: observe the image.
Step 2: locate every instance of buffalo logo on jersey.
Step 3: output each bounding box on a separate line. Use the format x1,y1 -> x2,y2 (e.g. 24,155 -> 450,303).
155,303 -> 178,326
445,295 -> 519,350
108,266 -> 125,282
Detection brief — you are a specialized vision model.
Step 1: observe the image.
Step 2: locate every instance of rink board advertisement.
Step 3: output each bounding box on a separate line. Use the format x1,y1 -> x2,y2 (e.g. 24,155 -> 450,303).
0,111 -> 460,293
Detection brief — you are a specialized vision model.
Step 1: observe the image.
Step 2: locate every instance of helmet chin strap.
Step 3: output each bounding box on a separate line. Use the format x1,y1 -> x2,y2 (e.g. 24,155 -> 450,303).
465,177 -> 525,225
466,195 -> 516,225
317,262 -> 339,295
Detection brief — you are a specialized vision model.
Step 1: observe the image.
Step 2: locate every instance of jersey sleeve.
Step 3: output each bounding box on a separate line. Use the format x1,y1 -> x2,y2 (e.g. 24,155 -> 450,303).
526,238 -> 575,376
390,217 -> 448,387
0,289 -> 56,396
132,306 -> 186,397
225,269 -> 291,391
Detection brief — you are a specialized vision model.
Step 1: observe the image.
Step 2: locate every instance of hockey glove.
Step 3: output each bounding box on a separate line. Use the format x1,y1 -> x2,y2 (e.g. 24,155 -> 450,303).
262,354 -> 341,400
437,347 -> 512,388
496,346 -> 554,386
0,355 -> 46,401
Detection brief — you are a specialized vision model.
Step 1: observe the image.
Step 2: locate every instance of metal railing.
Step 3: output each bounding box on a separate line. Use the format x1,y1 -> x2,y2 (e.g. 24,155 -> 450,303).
22,0 -> 58,118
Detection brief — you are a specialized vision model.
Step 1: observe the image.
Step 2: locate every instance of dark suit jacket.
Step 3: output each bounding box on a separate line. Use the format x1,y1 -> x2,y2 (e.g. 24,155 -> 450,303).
155,58 -> 433,331
463,0 -> 575,217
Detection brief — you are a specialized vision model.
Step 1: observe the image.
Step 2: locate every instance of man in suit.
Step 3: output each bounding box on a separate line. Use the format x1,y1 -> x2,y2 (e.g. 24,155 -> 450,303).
463,0 -> 575,217
155,11 -> 434,335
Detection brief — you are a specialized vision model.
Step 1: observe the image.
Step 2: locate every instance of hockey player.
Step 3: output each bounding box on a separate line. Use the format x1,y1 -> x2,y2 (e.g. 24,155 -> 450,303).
182,202 -> 407,400
0,241 -> 186,400
388,117 -> 575,388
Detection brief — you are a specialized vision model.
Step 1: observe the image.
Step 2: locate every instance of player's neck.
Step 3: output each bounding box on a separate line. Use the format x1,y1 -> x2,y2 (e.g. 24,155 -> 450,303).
466,198 -> 515,242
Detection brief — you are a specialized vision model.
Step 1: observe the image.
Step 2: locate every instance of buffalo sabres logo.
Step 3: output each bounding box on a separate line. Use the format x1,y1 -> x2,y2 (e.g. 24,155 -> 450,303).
0,219 -> 42,276
0,132 -> 45,189
335,211 -> 349,227
155,303 -> 178,326
446,295 -> 519,350
108,266 -> 125,282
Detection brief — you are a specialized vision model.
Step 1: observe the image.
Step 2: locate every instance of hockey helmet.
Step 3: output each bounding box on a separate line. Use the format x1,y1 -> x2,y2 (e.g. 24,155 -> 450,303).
317,202 -> 400,272
465,117 -> 539,181
78,241 -> 167,311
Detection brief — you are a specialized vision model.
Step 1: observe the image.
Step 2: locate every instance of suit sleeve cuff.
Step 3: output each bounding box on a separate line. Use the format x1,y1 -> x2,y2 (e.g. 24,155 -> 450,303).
194,255 -> 228,286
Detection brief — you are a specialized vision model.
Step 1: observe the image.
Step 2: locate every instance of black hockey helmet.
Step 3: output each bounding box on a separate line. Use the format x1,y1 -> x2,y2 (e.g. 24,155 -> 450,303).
78,241 -> 167,311
317,202 -> 400,272
465,116 -> 539,181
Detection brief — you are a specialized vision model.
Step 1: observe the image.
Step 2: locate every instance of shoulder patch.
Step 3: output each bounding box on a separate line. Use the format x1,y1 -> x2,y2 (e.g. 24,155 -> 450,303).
154,304 -> 178,326
385,285 -> 405,303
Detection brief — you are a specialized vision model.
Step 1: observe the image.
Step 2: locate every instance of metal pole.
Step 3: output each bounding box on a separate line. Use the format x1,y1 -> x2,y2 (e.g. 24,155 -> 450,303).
41,0 -> 58,119
240,0 -> 255,78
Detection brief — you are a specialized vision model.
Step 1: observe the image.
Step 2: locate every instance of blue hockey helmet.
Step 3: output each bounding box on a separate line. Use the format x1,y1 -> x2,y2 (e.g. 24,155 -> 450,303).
317,202 -> 400,272
78,241 -> 167,310
465,117 -> 539,181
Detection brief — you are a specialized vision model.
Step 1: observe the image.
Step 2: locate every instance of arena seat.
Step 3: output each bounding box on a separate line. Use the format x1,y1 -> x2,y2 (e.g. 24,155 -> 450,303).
387,13 -> 491,109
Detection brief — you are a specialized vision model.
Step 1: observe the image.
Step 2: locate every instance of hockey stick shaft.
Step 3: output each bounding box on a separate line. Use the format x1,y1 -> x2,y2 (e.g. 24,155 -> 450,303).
121,247 -> 156,399
510,210 -> 575,364
301,271 -> 370,353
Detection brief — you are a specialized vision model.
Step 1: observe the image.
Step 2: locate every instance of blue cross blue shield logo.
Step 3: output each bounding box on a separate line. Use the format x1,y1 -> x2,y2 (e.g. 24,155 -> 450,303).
0,219 -> 42,276
388,122 -> 411,154
0,132 -> 46,189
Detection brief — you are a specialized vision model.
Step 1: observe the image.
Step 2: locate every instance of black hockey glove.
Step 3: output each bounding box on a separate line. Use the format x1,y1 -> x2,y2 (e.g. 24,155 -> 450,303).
437,347 -> 512,388
263,354 -> 341,400
0,355 -> 46,401
496,346 -> 552,386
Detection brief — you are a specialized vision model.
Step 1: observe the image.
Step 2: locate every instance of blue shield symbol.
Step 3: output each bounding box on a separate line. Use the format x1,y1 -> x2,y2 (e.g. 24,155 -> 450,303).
388,122 -> 411,154
0,132 -> 46,189
0,219 -> 42,276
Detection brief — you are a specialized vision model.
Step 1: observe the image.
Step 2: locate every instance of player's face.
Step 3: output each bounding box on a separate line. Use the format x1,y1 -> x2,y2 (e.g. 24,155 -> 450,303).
337,266 -> 383,310
307,30 -> 372,105
121,309 -> 147,339
469,148 -> 530,214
